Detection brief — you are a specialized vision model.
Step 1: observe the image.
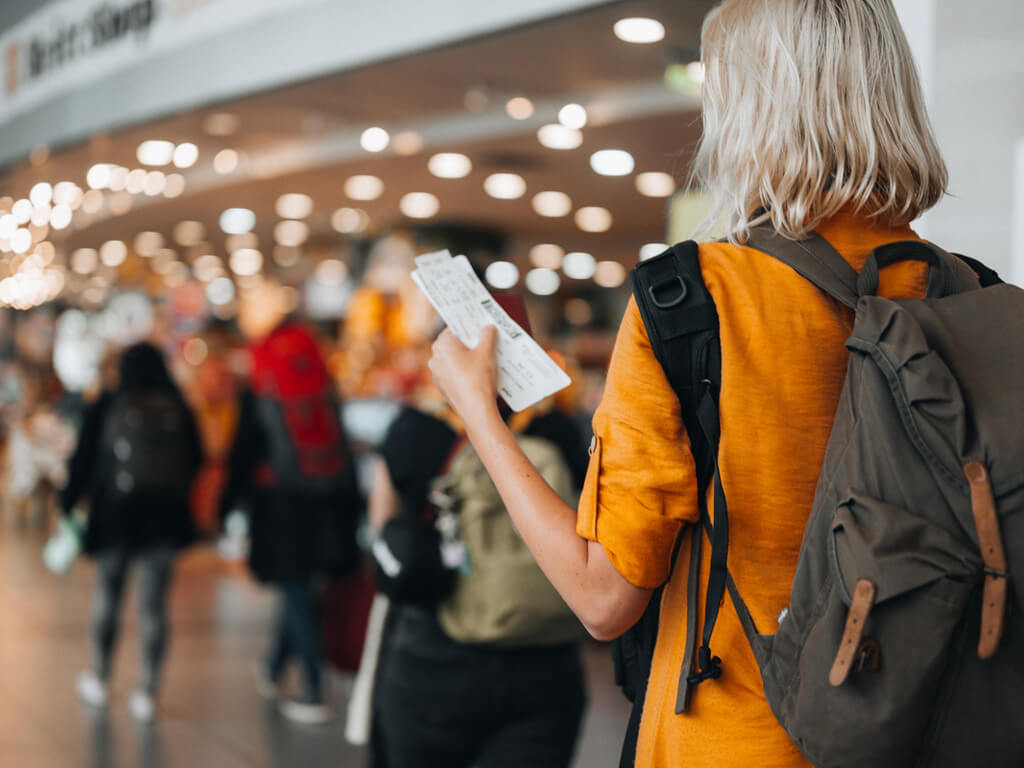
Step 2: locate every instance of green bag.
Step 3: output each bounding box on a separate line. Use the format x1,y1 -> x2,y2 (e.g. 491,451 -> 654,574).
436,435 -> 584,648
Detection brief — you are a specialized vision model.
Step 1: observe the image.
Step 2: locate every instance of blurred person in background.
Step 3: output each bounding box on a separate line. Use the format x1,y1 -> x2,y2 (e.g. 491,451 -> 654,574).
62,342 -> 203,722
367,298 -> 586,768
219,317 -> 361,725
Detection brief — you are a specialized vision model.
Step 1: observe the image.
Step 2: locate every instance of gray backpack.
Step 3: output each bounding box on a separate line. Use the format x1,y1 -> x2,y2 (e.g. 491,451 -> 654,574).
629,229 -> 1024,768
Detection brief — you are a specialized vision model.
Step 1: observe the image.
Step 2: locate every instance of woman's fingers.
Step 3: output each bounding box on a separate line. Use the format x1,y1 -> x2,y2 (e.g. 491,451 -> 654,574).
428,325 -> 501,420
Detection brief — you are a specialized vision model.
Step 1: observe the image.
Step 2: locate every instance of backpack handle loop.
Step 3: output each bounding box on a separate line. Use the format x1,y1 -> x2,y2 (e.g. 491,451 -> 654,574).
856,241 -> 953,299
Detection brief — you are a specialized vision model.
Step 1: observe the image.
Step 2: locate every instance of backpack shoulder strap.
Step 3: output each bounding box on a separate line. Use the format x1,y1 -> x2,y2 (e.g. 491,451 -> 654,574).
630,240 -> 720,479
630,242 -> 728,712
742,225 -> 859,309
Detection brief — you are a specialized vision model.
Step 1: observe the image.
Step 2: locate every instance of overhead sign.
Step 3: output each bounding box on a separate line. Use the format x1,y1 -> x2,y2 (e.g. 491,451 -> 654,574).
1,0 -> 319,121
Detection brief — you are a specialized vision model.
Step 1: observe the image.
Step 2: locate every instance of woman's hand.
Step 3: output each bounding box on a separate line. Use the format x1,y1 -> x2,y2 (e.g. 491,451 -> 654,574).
428,325 -> 501,428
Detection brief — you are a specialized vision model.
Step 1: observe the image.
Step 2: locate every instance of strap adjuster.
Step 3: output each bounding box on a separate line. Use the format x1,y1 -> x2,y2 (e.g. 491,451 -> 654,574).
648,275 -> 688,309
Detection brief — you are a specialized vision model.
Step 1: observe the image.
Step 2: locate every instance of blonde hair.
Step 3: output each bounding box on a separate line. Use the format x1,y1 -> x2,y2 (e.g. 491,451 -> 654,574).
693,0 -> 947,242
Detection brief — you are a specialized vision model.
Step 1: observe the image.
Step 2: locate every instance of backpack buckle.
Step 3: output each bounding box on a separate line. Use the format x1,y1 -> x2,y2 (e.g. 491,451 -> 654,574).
648,275 -> 688,309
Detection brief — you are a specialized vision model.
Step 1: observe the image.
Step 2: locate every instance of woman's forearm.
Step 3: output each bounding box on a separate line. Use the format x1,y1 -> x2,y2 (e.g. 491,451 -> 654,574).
465,403 -> 651,640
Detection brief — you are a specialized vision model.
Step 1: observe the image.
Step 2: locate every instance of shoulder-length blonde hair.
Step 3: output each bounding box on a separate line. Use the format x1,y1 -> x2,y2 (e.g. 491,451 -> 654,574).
693,0 -> 947,242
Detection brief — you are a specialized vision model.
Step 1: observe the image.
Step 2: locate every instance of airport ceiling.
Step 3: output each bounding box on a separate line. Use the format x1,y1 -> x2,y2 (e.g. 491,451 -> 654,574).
0,0 -> 716,292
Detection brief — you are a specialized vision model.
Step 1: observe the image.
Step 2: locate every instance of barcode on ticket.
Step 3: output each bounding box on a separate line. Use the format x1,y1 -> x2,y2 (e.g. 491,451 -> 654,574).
480,299 -> 523,340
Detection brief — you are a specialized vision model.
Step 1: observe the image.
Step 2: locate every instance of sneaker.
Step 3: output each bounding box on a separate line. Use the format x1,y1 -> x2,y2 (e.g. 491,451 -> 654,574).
76,671 -> 108,708
279,698 -> 334,725
253,664 -> 279,700
128,690 -> 156,723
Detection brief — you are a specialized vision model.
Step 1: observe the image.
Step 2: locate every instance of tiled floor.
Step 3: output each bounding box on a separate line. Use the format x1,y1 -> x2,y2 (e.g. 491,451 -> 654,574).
0,526 -> 631,767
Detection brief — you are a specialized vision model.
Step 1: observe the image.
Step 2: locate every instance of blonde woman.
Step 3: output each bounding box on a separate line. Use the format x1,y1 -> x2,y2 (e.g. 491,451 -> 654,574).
428,2 -> 958,766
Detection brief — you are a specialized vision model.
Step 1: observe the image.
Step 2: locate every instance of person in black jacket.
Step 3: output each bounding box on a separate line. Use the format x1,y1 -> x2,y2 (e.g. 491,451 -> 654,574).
62,342 -> 202,723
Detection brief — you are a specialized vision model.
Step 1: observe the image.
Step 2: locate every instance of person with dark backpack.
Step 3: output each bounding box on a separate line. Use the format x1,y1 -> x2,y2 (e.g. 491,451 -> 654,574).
426,2 -> 1024,767
62,342 -> 202,723
219,320 -> 360,725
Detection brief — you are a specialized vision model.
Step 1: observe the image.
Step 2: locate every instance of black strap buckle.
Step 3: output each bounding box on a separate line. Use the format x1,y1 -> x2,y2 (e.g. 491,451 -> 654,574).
686,645 -> 723,686
648,275 -> 688,309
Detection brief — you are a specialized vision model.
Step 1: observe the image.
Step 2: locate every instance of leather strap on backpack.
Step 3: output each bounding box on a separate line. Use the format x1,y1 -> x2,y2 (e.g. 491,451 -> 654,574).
964,461 -> 1009,660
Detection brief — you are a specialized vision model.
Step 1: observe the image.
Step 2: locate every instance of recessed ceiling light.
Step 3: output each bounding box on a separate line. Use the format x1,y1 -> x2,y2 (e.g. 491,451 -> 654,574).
635,172 -> 676,197
10,228 -> 32,255
81,189 -> 104,213
229,248 -> 263,276
143,170 -> 166,196
331,207 -> 369,234
529,243 -> 564,269
274,220 -> 309,247
532,191 -> 573,217
344,175 -> 384,201
213,149 -> 239,174
590,149 -> 635,176
361,127 -> 390,153
163,173 -> 186,198
613,17 -> 665,44
506,97 -> 534,120
108,166 -> 129,191
133,231 -> 164,256
99,240 -> 127,267
563,251 -> 597,280
428,153 -> 472,179
125,169 -> 147,194
53,182 -> 80,207
31,205 -> 51,227
537,124 -> 583,150
640,242 -> 668,261
275,193 -> 314,219
49,202 -> 72,230
525,268 -> 560,296
71,248 -> 98,274
484,173 -> 526,200
29,182 -> 52,207
136,140 -> 175,166
686,62 -> 706,84
400,192 -> 440,219
595,260 -> 627,288
558,104 -> 587,130
11,199 -> 32,224
575,206 -> 613,232
173,142 -> 198,168
86,164 -> 113,190
485,261 -> 520,290
393,131 -> 424,156
0,215 -> 14,239
219,207 -> 256,235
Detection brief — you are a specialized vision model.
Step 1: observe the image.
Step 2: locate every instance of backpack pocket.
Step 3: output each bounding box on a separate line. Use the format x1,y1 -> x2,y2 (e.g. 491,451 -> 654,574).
776,491 -> 982,768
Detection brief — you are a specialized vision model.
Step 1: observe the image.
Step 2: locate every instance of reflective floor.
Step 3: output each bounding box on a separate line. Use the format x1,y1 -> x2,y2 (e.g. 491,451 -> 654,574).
0,527 -> 630,767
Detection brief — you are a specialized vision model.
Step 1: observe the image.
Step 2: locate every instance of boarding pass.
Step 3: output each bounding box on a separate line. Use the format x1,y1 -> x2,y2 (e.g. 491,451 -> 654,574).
412,250 -> 571,412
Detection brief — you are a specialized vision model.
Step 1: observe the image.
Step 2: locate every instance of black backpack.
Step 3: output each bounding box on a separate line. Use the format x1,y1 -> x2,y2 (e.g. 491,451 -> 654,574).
614,230 -> 1015,767
100,391 -> 192,500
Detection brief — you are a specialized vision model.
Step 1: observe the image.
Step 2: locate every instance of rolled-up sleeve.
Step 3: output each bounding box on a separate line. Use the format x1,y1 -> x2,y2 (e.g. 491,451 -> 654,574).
576,297 -> 700,589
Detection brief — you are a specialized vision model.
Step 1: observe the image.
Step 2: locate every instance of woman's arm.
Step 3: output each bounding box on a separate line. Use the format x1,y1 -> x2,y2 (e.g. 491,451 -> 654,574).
428,326 -> 652,640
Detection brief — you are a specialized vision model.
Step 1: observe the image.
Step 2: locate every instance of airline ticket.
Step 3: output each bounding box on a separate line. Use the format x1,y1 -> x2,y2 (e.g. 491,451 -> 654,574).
411,250 -> 571,412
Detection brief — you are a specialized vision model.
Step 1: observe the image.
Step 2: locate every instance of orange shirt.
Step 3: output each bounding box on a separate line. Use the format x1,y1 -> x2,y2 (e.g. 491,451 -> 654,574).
577,214 -> 929,767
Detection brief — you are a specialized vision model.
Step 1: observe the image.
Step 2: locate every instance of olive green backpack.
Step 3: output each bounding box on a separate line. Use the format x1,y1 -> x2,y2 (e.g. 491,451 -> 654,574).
435,435 -> 584,648
627,229 -> 1024,768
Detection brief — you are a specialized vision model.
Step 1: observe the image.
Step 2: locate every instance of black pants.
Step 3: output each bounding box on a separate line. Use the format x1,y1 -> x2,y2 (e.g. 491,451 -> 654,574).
374,607 -> 586,768
267,581 -> 322,702
91,547 -> 175,694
